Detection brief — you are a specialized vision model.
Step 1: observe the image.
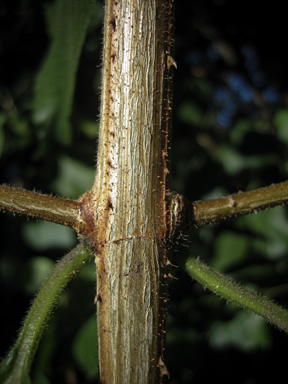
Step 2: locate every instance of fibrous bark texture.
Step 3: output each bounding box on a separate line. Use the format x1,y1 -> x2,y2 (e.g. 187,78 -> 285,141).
80,0 -> 174,383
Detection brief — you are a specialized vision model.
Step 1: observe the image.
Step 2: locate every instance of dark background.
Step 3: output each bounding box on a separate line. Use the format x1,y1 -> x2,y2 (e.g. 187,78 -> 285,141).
1,0 -> 288,383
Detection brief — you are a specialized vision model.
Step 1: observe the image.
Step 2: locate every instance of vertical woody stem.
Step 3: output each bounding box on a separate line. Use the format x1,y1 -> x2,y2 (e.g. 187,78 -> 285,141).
80,0 -> 175,382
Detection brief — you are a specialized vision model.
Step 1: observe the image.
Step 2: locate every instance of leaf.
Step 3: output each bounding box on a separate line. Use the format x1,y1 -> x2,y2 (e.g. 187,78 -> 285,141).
216,145 -> 277,175
212,231 -> 249,272
51,155 -> 95,198
0,113 -> 6,155
72,315 -> 98,378
208,311 -> 271,352
237,205 -> 288,260
274,109 -> 288,145
32,0 -> 94,145
22,221 -> 76,251
25,257 -> 54,294
178,101 -> 203,126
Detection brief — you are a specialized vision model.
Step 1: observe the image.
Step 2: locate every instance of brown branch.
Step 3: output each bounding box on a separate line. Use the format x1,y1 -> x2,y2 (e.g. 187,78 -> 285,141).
0,185 -> 83,232
2,179 -> 288,241
191,181 -> 288,227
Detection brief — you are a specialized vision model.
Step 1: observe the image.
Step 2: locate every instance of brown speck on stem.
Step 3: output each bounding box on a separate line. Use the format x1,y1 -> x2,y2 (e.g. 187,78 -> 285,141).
107,195 -> 113,210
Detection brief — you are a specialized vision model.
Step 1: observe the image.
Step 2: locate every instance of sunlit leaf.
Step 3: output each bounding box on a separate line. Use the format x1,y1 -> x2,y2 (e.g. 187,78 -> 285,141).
237,206 -> 288,260
32,0 -> 94,144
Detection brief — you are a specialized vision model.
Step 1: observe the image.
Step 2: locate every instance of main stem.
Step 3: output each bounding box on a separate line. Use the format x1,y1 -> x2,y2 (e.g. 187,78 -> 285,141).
80,0 -> 174,382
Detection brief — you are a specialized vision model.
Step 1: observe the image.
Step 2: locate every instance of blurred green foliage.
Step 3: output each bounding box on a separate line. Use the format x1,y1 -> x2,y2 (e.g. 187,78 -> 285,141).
1,0 -> 288,383
32,0 -> 94,145
72,315 -> 98,378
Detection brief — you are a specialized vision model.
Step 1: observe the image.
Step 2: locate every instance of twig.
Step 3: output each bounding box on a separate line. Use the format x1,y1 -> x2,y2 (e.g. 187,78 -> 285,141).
191,181 -> 288,226
0,242 -> 92,384
185,256 -> 288,333
0,185 -> 83,231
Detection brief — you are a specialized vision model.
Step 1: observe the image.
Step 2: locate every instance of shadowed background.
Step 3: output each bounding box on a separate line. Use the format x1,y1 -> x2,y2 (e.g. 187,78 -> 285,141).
1,0 -> 288,383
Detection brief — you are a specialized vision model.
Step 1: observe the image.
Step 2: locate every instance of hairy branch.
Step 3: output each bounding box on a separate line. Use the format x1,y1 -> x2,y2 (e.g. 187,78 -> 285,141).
0,185 -> 83,231
185,256 -> 288,333
191,181 -> 288,226
0,242 -> 92,384
2,180 -> 288,239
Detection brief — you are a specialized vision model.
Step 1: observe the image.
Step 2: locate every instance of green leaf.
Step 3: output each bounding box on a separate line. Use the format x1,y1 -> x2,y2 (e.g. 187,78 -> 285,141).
25,257 -> 55,295
217,145 -> 277,175
32,0 -> 94,145
178,101 -> 204,126
72,315 -> 98,378
229,119 -> 253,147
80,119 -> 99,139
216,146 -> 246,175
274,109 -> 288,145
51,155 -> 95,198
208,311 -> 271,352
0,112 -> 6,155
22,221 -> 76,251
212,231 -> 249,272
237,206 -> 288,260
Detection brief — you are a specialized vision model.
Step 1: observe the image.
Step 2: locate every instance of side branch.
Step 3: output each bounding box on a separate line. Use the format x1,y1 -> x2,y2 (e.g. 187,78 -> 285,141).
0,242 -> 92,384
0,185 -> 83,231
192,181 -> 288,226
185,256 -> 288,333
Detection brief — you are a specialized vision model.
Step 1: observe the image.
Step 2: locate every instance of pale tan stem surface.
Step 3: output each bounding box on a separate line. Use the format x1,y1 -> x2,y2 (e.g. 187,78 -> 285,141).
80,0 -> 175,382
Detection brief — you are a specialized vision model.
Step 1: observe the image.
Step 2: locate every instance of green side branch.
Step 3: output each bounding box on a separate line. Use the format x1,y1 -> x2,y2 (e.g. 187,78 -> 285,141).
185,256 -> 288,333
0,241 -> 93,384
